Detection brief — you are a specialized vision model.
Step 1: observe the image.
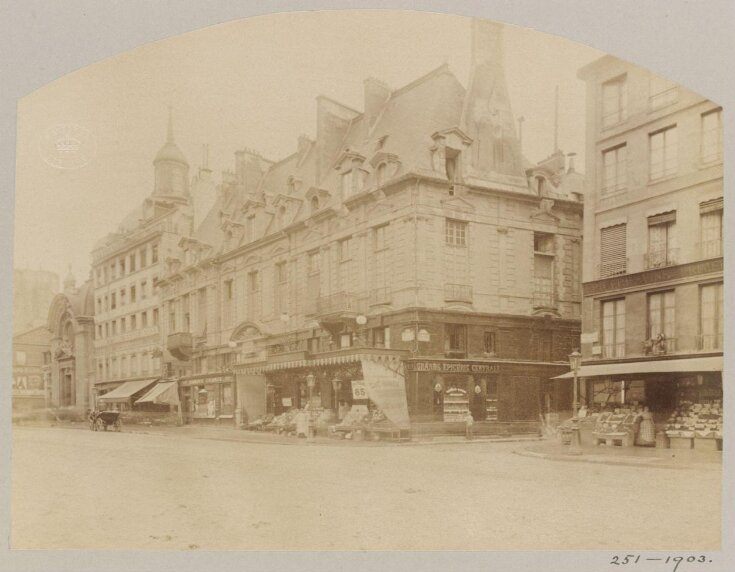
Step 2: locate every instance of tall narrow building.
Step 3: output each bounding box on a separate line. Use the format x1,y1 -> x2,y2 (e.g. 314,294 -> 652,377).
572,56 -> 723,437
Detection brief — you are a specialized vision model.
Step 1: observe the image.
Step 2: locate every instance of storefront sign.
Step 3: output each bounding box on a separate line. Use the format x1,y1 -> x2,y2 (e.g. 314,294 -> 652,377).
351,379 -> 368,400
360,359 -> 410,427
581,332 -> 598,344
405,361 -> 501,374
180,376 -> 231,388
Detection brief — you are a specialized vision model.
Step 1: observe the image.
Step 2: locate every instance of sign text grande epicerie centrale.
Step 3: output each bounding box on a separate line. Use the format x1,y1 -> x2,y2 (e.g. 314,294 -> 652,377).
404,361 -> 501,373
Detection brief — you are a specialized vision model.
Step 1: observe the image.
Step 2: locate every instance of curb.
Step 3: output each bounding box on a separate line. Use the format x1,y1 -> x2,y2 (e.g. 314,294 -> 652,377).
512,447 -> 720,470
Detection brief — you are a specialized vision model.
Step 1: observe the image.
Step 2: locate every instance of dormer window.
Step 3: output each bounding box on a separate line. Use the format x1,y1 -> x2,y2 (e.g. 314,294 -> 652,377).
277,206 -> 286,229
445,149 -> 460,183
536,176 -> 546,195
376,162 -> 387,186
341,170 -> 354,198
310,196 -> 319,213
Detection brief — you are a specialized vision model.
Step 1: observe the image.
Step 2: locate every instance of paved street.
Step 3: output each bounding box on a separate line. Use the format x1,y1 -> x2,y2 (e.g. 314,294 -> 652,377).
11,426 -> 721,550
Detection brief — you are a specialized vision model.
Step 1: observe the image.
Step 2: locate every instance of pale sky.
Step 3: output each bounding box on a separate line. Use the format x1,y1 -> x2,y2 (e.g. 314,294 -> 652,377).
14,10 -> 603,284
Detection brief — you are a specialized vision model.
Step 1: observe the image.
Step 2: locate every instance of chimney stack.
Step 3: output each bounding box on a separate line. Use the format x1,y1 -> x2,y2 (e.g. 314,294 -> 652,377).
363,77 -> 391,129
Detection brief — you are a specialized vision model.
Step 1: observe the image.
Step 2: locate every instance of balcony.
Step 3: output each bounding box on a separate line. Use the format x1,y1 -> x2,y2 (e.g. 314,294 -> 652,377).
369,287 -> 392,306
444,283 -> 472,303
644,248 -> 679,270
600,343 -> 625,359
697,334 -> 723,352
698,239 -> 723,260
598,257 -> 628,279
532,291 -> 556,308
167,332 -> 193,361
315,292 -> 365,317
642,336 -> 676,356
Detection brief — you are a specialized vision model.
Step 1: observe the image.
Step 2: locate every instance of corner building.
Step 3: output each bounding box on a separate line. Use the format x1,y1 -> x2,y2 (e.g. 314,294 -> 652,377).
159,21 -> 583,433
574,57 -> 723,429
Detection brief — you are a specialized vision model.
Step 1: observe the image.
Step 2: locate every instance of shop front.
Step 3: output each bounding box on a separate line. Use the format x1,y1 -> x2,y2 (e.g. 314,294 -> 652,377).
403,358 -> 568,431
555,356 -> 723,450
233,350 -> 409,436
179,373 -> 236,425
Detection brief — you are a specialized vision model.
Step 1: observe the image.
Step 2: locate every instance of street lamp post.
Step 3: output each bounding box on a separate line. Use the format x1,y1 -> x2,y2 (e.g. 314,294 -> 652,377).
568,350 -> 583,455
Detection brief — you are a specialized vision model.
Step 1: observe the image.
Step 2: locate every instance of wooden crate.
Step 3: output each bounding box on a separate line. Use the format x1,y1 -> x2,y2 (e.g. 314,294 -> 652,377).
694,437 -> 719,451
669,436 -> 694,450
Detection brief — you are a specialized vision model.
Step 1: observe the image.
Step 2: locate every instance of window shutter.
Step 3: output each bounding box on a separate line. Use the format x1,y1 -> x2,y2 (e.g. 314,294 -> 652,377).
600,224 -> 626,259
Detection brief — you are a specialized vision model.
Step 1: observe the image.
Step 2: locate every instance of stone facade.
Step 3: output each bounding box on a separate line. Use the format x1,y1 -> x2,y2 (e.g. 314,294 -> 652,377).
89,110 -> 216,407
576,56 -> 723,413
157,21 -> 583,427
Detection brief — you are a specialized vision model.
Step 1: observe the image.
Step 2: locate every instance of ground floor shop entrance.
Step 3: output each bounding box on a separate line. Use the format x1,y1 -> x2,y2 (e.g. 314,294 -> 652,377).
180,374 -> 236,425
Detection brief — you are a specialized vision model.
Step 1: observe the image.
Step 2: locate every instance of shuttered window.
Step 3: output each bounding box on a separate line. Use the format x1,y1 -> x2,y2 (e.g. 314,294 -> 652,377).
600,224 -> 627,277
700,202 -> 723,259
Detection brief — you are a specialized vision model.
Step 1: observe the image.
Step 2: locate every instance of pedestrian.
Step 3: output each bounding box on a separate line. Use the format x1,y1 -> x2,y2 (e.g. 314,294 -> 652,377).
636,406 -> 656,447
465,410 -> 474,440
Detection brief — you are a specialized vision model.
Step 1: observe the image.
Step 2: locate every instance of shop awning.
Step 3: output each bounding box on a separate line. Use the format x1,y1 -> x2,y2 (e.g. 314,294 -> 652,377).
98,378 -> 159,402
135,381 -> 179,405
552,356 -> 723,379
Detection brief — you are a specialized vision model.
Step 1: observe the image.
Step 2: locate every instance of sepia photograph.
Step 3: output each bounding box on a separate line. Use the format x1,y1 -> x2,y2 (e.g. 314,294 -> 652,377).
2,1 -> 732,571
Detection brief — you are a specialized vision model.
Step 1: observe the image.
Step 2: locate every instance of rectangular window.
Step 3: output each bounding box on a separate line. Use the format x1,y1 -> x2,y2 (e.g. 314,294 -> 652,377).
130,314 -> 137,330
275,262 -> 288,315
534,233 -> 555,306
247,271 -> 260,319
483,331 -> 496,355
153,308 -> 159,326
111,320 -> 117,336
649,126 -> 677,180
151,244 -> 159,264
308,250 -> 320,274
105,322 -> 110,337
119,258 -> 126,276
140,248 -> 147,267
647,291 -> 675,351
444,324 -> 467,355
601,299 -> 626,358
600,224 -> 627,277
701,109 -> 723,164
129,253 -> 136,273
445,219 -> 468,246
141,311 -> 148,328
647,212 -> 677,268
97,324 -> 102,339
247,271 -> 259,293
602,144 -> 627,194
182,295 -> 190,332
169,309 -> 176,332
140,280 -> 147,299
341,171 -> 353,198
374,224 -> 388,251
700,283 -> 723,350
649,73 -> 678,109
700,199 -> 723,258
130,285 -> 136,303
121,316 -> 127,333
110,263 -> 116,281
111,292 -> 117,310
197,287 -> 207,335
602,75 -> 627,128
339,238 -> 352,261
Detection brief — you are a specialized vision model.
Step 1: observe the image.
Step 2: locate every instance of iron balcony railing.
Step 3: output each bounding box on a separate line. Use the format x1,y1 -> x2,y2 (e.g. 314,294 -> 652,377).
444,283 -> 472,303
601,343 -> 626,359
644,248 -> 679,270
697,334 -> 723,351
698,239 -> 723,260
315,291 -> 365,315
642,336 -> 676,355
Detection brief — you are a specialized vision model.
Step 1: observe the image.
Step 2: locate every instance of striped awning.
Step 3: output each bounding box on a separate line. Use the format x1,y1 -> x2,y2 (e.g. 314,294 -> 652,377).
234,353 -> 402,375
98,378 -> 159,402
135,381 -> 179,405
552,356 -> 723,379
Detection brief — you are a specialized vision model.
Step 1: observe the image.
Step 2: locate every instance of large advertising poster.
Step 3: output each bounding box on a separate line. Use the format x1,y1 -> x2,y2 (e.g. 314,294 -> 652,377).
360,360 -> 410,427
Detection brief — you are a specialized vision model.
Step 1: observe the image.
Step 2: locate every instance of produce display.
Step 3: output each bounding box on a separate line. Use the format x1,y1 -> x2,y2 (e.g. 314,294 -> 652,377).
665,402 -> 723,440
592,407 -> 640,446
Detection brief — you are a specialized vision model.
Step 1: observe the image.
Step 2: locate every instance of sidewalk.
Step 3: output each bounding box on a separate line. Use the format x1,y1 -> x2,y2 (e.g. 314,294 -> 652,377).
17,420 -> 542,447
514,439 -> 722,470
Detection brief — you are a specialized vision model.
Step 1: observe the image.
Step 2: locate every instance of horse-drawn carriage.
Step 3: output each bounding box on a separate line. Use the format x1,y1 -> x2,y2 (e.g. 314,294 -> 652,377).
88,410 -> 122,432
